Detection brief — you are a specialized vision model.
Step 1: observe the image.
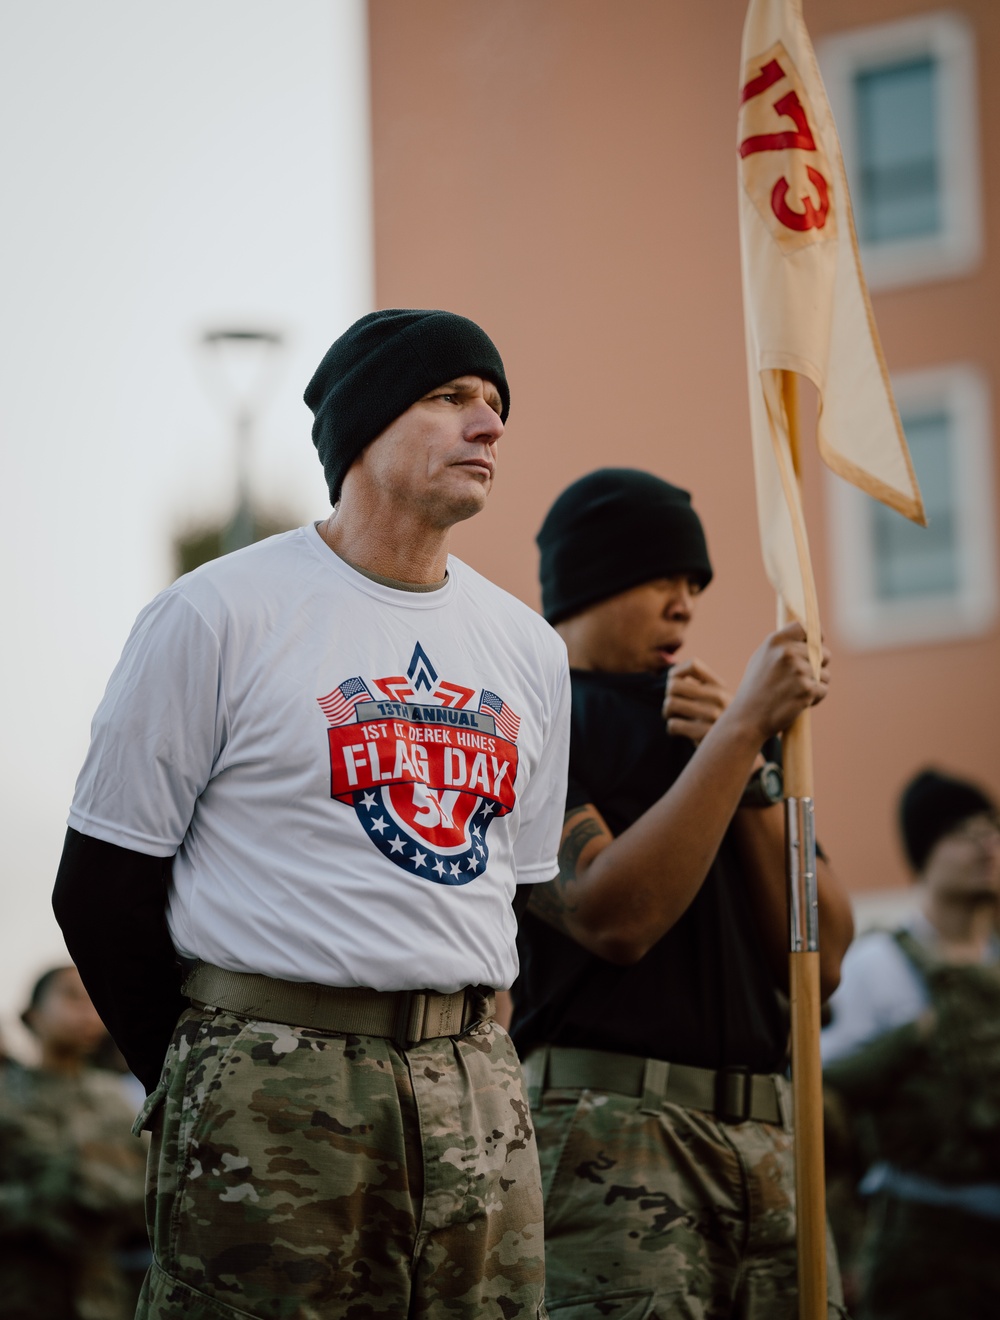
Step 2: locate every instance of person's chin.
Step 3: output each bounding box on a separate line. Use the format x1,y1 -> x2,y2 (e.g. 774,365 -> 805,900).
442,485 -> 489,524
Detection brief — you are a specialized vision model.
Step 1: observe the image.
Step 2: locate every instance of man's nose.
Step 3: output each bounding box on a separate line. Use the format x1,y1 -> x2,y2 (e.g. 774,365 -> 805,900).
466,399 -> 504,443
665,582 -> 694,616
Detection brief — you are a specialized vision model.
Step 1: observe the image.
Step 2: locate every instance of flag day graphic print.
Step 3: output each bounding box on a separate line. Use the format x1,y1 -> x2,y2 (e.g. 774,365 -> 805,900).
317,643 -> 521,884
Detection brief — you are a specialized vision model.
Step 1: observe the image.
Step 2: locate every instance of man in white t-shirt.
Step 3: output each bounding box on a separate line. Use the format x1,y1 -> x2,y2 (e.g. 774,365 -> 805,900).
53,309 -> 570,1320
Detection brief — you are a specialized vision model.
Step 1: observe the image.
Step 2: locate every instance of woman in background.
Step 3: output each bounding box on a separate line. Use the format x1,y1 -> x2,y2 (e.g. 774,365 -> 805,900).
0,965 -> 147,1320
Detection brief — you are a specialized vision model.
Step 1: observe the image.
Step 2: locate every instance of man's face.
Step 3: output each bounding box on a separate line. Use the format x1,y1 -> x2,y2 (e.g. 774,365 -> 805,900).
28,968 -> 107,1057
560,576 -> 703,674
923,811 -> 1000,905
348,375 -> 504,528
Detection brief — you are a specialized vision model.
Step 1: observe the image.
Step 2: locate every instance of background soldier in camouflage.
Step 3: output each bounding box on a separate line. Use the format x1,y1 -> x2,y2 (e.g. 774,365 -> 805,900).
54,310 -> 570,1318
0,966 -> 147,1320
510,469 -> 853,1318
823,768 -> 1000,1320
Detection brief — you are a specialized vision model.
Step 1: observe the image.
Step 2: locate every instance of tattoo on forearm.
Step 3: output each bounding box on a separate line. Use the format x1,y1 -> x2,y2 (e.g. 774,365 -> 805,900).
525,882 -> 570,931
559,811 -> 605,884
527,808 -> 605,934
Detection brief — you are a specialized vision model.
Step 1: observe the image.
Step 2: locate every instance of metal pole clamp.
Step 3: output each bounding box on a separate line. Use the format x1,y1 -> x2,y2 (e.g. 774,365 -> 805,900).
786,795 -> 819,953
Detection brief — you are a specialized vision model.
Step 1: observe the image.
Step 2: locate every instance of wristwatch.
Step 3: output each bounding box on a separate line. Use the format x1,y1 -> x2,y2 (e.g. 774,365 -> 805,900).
740,760 -> 784,808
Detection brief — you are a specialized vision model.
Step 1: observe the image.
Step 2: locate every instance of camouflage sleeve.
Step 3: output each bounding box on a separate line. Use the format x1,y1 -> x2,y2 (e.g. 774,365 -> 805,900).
823,1019 -> 927,1103
0,1079 -> 84,1251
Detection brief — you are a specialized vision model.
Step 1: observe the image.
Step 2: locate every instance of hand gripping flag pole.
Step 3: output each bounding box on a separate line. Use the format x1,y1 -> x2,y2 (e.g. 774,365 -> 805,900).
736,2 -> 926,1315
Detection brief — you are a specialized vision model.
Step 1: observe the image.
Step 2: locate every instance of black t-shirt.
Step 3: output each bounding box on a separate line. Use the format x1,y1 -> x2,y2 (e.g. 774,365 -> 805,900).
510,669 -> 789,1072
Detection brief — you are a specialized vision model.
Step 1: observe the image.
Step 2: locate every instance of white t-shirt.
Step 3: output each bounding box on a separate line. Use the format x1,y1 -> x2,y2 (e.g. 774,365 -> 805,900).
820,918 -> 932,1065
821,910 -> 1000,1065
69,524 -> 570,993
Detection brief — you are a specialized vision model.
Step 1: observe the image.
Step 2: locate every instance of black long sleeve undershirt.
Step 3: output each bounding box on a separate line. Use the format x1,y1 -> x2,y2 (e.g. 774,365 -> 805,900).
52,827 -> 188,1093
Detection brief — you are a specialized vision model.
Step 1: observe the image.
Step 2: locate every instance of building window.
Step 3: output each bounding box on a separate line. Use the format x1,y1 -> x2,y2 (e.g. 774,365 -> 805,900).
819,12 -> 982,290
855,56 -> 939,245
825,365 -> 997,650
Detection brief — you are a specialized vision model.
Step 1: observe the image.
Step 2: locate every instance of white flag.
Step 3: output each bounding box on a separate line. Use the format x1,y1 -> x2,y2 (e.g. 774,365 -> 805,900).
738,0 -> 925,665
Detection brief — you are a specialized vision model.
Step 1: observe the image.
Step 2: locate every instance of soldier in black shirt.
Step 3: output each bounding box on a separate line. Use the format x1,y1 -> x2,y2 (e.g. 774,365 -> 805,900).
511,469 -> 854,1319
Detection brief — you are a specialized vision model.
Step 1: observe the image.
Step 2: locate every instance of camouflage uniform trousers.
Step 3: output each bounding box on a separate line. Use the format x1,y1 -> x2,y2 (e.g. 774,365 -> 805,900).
132,1005 -> 547,1319
531,1075 -> 847,1319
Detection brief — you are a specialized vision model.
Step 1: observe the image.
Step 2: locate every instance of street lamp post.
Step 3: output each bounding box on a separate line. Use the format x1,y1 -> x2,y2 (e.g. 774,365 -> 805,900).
199,327 -> 284,555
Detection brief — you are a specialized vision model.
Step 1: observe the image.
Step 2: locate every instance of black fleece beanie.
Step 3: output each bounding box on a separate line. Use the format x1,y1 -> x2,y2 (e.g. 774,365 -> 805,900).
305,309 -> 510,505
898,768 -> 997,873
537,468 -> 713,624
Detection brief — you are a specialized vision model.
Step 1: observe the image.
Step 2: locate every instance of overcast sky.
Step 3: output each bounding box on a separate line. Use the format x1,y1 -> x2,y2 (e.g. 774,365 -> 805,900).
0,0 -> 372,1054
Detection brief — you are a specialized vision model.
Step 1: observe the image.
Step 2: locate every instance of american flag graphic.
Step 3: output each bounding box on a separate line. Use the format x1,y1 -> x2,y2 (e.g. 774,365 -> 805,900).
479,690 -> 521,741
317,677 -> 373,726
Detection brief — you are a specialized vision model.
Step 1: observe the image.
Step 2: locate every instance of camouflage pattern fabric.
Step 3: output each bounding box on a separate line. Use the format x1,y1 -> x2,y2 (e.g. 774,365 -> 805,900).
858,1193 -> 1000,1320
533,1078 -> 846,1319
822,1087 -> 869,1316
134,1006 -> 546,1319
824,932 -> 1000,1183
887,930 -> 1000,1180
0,1060 -> 148,1320
822,931 -> 1000,1317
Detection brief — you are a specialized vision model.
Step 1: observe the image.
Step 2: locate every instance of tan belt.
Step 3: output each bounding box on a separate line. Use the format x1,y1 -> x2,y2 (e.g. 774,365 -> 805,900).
184,962 -> 495,1049
522,1044 -> 787,1126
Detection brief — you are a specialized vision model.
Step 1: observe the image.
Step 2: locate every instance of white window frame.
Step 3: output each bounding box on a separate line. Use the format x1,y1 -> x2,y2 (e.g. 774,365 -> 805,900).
818,11 -> 982,291
825,364 -> 998,651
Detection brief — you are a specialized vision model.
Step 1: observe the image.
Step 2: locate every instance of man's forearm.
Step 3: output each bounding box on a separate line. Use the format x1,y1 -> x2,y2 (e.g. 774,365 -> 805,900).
532,712 -> 765,963
52,827 -> 187,1093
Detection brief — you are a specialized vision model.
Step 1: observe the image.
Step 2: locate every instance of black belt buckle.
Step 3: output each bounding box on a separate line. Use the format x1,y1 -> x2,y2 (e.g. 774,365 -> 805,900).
715,1064 -> 752,1124
456,986 -> 489,1039
392,990 -> 426,1049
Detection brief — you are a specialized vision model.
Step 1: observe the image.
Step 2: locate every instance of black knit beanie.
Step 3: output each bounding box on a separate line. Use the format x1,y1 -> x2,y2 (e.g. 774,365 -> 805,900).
537,468 -> 713,625
898,768 -> 997,873
305,309 -> 510,505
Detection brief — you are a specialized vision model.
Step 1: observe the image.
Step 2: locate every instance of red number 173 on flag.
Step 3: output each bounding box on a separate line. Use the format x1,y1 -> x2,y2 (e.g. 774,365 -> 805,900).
738,42 -> 836,248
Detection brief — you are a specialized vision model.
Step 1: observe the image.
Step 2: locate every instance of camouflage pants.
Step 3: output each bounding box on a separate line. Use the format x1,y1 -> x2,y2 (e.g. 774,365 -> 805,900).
532,1073 -> 846,1319
133,1006 -> 546,1319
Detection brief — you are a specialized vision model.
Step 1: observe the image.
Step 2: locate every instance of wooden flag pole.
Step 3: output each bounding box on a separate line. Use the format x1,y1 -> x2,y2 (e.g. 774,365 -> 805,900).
785,713 -> 828,1319
780,371 -> 828,1320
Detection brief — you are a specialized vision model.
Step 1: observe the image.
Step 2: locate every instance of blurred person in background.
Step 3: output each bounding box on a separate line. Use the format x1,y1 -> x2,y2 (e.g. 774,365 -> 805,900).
0,965 -> 148,1320
822,769 -> 1000,1320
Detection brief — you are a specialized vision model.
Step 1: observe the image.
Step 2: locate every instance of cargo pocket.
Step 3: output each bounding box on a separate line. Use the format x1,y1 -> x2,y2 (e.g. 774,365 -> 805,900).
546,1289 -> 656,1319
137,1260 -> 259,1319
132,1076 -> 169,1138
535,1089 -> 589,1209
